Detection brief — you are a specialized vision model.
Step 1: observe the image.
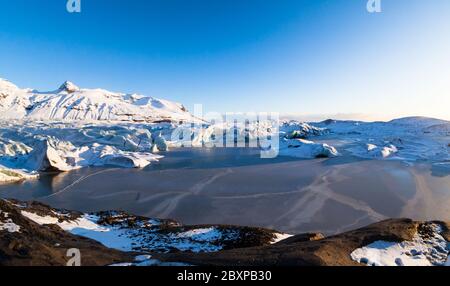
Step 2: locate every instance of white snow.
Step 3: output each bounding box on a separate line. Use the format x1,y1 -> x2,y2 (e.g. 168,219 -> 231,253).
389,117 -> 449,128
316,117 -> 450,162
351,224 -> 450,266
0,78 -> 197,123
176,227 -> 223,241
0,210 -> 21,233
271,233 -> 294,244
21,210 -> 236,253
0,220 -> 21,233
21,211 -> 106,232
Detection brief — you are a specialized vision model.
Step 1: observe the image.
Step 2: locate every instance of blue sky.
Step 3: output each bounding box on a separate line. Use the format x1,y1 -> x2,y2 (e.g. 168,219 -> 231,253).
0,0 -> 449,120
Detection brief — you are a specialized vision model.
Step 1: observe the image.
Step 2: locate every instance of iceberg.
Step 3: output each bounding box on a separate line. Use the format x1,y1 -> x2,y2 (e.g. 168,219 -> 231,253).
366,144 -> 398,158
0,135 -> 163,182
280,139 -> 339,158
24,137 -> 162,172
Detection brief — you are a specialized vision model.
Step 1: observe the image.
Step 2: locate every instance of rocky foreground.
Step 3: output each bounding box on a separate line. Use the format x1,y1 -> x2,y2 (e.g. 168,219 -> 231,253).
1,199 -> 449,266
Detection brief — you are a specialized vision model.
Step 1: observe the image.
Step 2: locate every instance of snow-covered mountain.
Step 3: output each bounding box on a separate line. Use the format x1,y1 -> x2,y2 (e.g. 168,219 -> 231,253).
0,78 -> 196,123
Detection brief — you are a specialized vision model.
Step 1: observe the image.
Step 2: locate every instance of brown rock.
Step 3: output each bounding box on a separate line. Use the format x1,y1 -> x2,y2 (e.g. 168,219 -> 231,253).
153,219 -> 419,266
0,200 -> 134,266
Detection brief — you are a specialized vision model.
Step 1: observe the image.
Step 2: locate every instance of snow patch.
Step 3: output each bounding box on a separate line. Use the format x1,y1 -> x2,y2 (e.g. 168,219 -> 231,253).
21,210 -> 237,253
21,211 -> 106,232
0,210 -> 21,233
351,223 -> 450,266
176,227 -> 222,241
271,233 -> 294,244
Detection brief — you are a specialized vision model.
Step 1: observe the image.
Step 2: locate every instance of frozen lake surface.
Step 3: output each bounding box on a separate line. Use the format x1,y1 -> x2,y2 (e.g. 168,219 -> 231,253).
1,148 -> 449,235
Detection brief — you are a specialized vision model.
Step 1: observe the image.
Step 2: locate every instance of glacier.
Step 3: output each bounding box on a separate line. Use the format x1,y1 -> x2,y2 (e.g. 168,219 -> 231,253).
1,77 -> 449,184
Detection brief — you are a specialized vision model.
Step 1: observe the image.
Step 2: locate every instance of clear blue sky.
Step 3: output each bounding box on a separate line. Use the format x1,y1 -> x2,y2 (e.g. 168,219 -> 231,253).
1,0 -> 449,120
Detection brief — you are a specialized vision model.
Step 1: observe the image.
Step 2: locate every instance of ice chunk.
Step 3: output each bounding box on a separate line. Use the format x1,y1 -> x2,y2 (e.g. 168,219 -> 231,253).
0,165 -> 38,183
280,139 -> 339,158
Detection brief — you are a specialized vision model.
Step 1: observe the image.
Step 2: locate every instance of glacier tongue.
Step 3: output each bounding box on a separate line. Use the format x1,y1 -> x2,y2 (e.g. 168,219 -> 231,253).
25,137 -> 84,172
0,124 -> 164,183
23,137 -> 163,172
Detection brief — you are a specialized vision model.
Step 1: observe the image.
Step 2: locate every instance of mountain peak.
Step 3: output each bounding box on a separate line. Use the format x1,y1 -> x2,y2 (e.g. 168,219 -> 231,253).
0,78 -> 19,91
59,81 -> 80,93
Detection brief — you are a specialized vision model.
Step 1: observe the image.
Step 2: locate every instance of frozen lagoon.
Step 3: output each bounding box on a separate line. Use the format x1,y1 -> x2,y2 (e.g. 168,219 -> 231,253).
1,147 -> 449,235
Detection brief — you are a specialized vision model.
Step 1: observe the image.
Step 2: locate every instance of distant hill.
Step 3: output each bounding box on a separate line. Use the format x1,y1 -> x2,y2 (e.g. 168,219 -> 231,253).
389,116 -> 450,128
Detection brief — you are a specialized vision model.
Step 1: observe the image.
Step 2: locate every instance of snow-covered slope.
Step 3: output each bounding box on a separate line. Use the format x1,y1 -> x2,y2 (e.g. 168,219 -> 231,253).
0,200 -> 286,256
0,79 -> 30,119
389,116 -> 449,129
313,116 -> 450,162
0,78 -> 196,123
